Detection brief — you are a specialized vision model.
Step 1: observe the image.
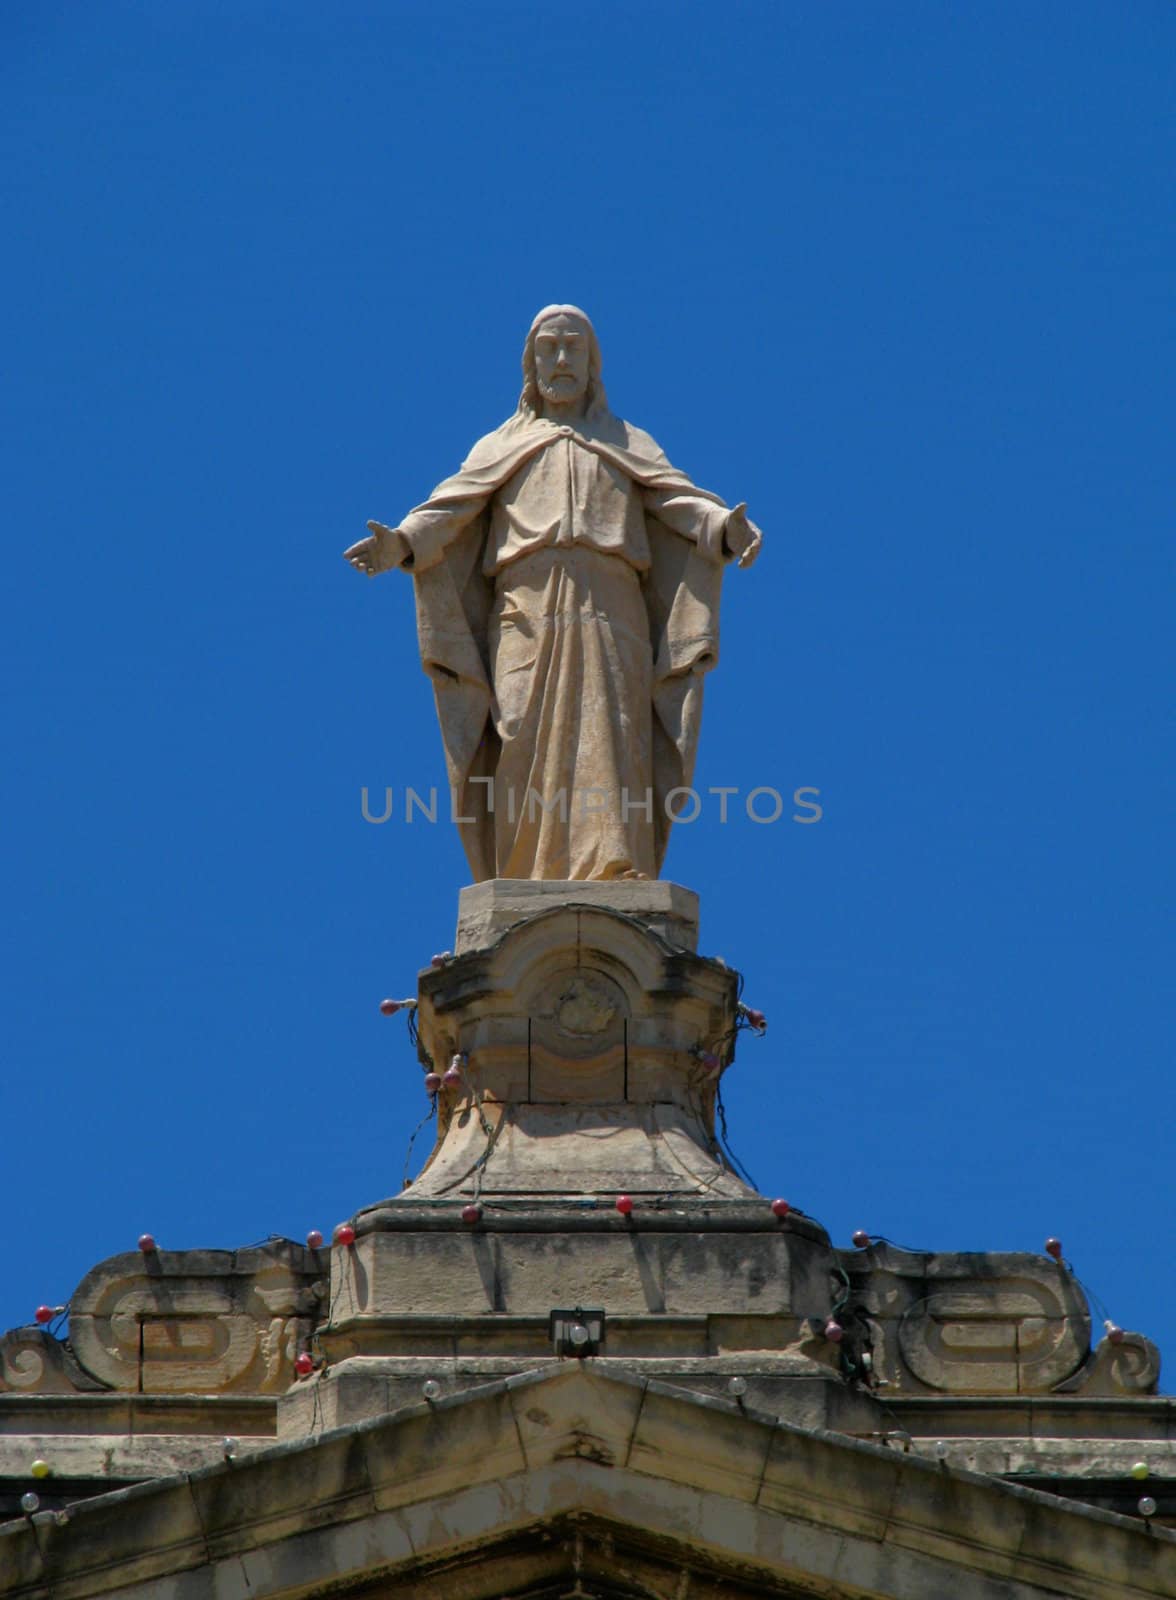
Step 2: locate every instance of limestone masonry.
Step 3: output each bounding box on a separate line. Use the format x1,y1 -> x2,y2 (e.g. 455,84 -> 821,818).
2,881 -> 1173,1599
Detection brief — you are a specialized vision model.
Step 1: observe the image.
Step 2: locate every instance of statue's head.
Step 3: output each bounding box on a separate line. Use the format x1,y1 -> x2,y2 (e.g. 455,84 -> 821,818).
518,305 -> 609,421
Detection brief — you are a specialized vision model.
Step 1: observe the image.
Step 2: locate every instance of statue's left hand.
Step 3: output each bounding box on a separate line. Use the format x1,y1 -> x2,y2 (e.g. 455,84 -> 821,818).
724,503 -> 763,568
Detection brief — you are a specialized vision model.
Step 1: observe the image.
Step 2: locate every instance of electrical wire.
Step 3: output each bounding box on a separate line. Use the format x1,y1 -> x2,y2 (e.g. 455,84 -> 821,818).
401,1098 -> 439,1190
714,1083 -> 760,1192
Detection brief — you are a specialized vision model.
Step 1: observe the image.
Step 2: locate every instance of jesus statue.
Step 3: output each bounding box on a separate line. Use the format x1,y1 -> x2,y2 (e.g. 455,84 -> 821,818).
344,305 -> 762,883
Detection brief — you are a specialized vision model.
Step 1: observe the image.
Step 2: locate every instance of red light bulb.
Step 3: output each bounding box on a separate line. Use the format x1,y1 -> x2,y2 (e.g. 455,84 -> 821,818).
34,1306 -> 55,1326
1106,1322 -> 1125,1345
744,1008 -> 766,1031
379,998 -> 400,1017
442,1066 -> 463,1088
431,951 -> 452,968
294,1353 -> 314,1377
852,1229 -> 871,1249
138,1234 -> 156,1254
615,1194 -> 634,1216
1044,1238 -> 1063,1261
305,1230 -> 323,1250
333,1223 -> 356,1247
461,1203 -> 482,1225
424,1072 -> 442,1094
824,1319 -> 844,1343
770,1198 -> 790,1219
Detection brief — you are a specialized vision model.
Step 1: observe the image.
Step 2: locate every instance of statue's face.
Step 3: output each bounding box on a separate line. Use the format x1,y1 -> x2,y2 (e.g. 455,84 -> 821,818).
533,313 -> 591,406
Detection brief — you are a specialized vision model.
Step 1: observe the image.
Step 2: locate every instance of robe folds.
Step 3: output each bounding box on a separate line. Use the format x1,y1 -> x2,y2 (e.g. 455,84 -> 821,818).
394,410 -> 734,882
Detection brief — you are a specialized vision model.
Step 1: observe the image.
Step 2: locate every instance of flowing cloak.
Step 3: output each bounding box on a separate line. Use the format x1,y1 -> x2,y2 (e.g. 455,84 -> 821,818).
400,411 -> 733,880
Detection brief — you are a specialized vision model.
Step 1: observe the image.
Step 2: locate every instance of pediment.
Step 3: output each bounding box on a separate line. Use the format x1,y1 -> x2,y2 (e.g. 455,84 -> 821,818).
2,1364 -> 1168,1600
331,1511 -> 804,1600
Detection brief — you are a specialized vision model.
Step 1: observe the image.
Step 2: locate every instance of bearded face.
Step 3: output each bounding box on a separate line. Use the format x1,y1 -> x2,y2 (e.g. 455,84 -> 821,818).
532,313 -> 592,409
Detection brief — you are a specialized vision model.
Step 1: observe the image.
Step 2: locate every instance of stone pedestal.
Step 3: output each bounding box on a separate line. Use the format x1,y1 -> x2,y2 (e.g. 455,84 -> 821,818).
401,879 -> 745,1201
278,881 -> 861,1435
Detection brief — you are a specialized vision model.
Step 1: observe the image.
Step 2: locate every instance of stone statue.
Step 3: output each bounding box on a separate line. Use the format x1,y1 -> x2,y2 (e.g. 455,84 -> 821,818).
345,305 -> 762,882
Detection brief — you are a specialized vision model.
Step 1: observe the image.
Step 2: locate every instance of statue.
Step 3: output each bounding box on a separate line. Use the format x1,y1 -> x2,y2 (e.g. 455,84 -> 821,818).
345,305 -> 762,882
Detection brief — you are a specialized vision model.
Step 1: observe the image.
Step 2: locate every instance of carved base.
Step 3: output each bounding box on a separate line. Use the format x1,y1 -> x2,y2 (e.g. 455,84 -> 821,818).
404,885 -> 748,1204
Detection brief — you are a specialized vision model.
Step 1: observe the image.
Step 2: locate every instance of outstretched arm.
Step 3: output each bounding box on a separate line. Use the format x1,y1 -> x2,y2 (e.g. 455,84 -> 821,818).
344,481 -> 491,578
642,484 -> 763,568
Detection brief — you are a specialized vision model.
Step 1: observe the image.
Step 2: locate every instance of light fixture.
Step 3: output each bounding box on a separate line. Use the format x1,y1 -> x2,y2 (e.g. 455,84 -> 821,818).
549,1307 -> 605,1357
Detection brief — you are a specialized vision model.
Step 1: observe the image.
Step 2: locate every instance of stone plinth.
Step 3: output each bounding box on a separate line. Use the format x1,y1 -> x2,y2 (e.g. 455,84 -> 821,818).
321,1200 -> 833,1346
455,878 -> 701,954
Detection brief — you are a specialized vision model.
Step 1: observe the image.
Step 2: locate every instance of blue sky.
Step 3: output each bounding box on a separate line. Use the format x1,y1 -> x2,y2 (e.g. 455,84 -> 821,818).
3,4 -> 1173,1372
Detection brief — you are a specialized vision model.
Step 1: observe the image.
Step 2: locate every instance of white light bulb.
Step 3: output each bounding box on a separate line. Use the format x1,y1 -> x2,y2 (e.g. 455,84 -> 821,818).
20,1493 -> 40,1514
726,1376 -> 747,1397
1138,1496 -> 1157,1518
422,1379 -> 441,1401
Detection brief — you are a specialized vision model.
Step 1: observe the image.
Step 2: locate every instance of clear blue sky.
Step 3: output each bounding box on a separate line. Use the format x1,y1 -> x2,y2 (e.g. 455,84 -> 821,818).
4,4 -> 1173,1371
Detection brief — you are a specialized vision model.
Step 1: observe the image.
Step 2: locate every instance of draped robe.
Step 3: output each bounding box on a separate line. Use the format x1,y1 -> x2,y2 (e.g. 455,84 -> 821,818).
390,409 -> 735,881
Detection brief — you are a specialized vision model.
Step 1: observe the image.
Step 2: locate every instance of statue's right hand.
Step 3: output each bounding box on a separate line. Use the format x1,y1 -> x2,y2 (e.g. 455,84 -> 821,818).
344,522 -> 410,576
343,535 -> 381,576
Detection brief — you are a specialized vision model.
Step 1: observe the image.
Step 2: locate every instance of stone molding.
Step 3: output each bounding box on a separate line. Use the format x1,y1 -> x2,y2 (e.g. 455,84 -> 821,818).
839,1244 -> 1162,1397
1,1364 -> 1170,1600
1,1244 -> 325,1399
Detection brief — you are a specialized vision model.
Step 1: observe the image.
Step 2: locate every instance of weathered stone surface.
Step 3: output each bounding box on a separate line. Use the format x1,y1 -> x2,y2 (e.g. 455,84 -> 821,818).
0,1331 -> 107,1397
318,1199 -> 836,1386
275,1350 -> 874,1441
64,1243 -> 325,1396
336,1218 -> 822,1320
1057,1328 -> 1164,1396
404,900 -> 753,1202
456,877 -> 701,953
840,1245 -> 1105,1395
0,1430 -> 268,1482
0,1392 -> 276,1440
3,1365 -> 1171,1600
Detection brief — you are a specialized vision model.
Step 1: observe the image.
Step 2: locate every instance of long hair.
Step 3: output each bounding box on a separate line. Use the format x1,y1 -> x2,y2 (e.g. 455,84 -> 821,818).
516,304 -> 610,421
